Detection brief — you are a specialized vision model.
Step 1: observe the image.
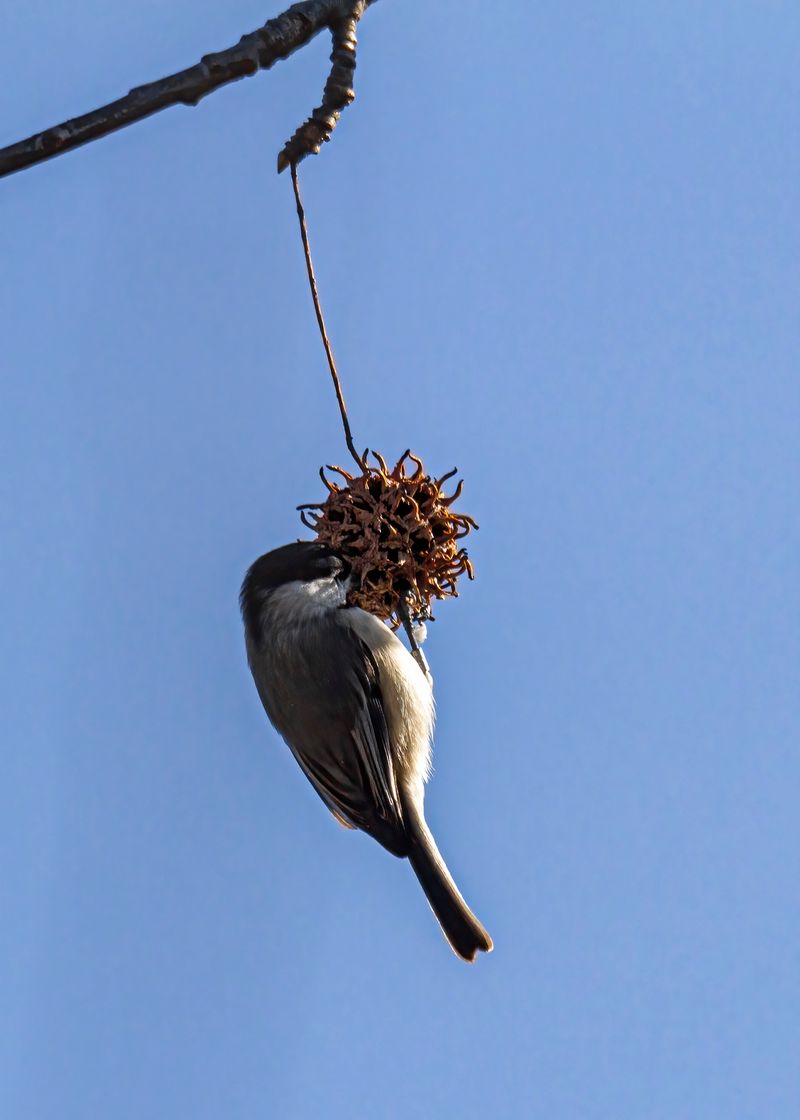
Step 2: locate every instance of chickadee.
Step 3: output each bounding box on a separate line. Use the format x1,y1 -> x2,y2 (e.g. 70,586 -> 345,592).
240,541 -> 492,961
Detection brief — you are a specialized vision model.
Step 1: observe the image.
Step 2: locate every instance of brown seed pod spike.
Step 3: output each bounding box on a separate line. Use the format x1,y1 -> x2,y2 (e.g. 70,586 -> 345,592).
298,450 -> 478,628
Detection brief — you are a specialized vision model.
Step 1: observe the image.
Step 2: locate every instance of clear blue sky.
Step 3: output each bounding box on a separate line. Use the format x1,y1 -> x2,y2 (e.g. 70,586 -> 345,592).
2,3 -> 798,1117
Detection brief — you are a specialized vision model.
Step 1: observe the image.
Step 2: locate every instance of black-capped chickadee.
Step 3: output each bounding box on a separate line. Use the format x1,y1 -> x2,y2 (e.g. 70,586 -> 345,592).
240,541 -> 492,961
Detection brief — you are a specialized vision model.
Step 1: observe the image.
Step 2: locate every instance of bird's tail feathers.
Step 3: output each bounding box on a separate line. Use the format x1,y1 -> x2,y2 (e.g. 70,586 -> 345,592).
400,787 -> 493,963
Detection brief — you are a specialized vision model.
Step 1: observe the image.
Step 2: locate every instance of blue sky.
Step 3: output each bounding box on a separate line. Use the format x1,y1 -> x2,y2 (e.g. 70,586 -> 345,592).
2,2 -> 798,1117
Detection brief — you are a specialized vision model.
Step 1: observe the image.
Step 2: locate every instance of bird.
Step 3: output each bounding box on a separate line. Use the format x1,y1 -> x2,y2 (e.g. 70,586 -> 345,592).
240,540 -> 492,961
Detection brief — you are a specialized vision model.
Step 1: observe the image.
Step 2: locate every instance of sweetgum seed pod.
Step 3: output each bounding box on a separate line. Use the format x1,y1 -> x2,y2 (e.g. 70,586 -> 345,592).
300,450 -> 477,627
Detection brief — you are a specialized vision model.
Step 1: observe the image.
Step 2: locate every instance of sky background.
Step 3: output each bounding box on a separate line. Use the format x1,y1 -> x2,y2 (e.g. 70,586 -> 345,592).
2,2 -> 799,1117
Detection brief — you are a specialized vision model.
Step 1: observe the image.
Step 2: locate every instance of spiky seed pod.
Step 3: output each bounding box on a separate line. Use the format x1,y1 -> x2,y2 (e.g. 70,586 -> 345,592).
298,449 -> 477,626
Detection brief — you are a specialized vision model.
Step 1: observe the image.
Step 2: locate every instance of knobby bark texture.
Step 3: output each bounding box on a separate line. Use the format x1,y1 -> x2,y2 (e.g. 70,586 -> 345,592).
0,0 -> 374,180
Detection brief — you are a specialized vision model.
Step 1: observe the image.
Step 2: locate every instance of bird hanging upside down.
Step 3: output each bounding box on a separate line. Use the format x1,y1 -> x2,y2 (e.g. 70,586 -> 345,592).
240,540 -> 492,961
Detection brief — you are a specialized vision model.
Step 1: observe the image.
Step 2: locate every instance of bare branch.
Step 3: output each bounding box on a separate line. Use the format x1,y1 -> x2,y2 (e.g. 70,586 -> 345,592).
278,1 -> 365,172
0,0 -> 378,181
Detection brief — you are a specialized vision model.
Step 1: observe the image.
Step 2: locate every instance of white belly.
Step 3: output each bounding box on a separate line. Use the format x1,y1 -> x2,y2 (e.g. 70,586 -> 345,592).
346,606 -> 435,790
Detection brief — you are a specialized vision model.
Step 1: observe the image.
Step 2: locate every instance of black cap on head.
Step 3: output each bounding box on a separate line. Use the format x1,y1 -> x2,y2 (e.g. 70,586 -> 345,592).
240,541 -> 348,640
243,541 -> 345,591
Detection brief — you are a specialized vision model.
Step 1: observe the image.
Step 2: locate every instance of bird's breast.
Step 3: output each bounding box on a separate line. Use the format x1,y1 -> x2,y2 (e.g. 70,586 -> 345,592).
346,607 -> 435,789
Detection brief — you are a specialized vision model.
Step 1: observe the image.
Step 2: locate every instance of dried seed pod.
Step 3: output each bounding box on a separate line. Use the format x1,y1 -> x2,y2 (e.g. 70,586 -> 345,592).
298,450 -> 478,626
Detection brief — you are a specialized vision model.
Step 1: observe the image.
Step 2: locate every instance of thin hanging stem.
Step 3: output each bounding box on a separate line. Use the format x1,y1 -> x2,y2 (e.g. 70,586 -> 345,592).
290,162 -> 366,472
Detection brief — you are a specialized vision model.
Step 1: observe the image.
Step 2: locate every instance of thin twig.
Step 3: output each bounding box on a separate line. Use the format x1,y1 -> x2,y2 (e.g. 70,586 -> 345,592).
291,162 -> 366,471
0,0 -> 379,180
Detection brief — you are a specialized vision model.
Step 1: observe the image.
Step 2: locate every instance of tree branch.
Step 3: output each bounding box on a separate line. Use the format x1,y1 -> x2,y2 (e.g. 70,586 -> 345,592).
278,1 -> 365,172
0,0 -> 377,181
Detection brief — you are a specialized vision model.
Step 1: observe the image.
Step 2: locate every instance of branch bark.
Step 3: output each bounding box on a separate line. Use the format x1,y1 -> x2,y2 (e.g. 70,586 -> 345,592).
0,0 -> 376,181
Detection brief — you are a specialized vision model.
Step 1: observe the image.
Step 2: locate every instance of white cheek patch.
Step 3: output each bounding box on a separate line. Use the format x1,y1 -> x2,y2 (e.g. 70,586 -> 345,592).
269,577 -> 346,615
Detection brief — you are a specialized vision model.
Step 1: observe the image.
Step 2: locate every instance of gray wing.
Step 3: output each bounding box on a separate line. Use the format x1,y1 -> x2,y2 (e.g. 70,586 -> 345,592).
246,611 -> 409,857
